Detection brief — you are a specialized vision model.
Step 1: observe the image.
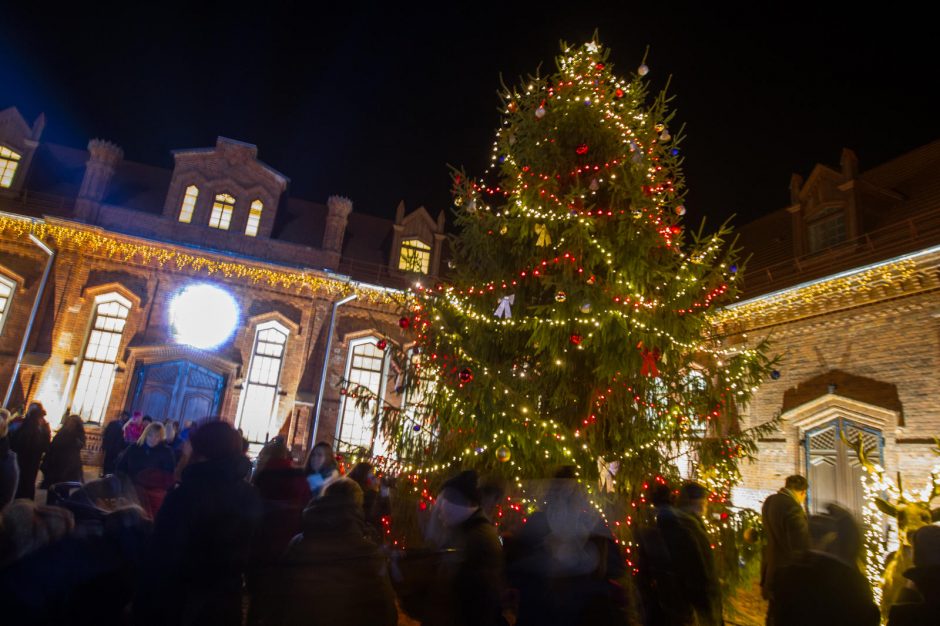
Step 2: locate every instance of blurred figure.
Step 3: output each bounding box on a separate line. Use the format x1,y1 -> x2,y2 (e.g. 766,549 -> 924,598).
887,524 -> 940,626
9,402 -> 51,500
101,410 -> 130,476
761,474 -> 809,624
164,420 -> 177,449
480,477 -> 506,524
304,441 -> 339,498
254,478 -> 397,626
40,414 -> 86,488
134,420 -> 261,626
421,469 -> 506,626
509,467 -> 627,626
115,422 -> 176,517
670,482 -> 721,626
0,499 -> 75,567
348,461 -> 389,539
773,503 -> 878,625
141,415 -> 154,426
123,411 -> 145,444
0,408 -> 19,510
635,482 -> 685,626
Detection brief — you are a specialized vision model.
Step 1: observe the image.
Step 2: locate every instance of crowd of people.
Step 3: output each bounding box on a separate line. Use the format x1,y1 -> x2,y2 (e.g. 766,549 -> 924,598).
0,403 -> 938,625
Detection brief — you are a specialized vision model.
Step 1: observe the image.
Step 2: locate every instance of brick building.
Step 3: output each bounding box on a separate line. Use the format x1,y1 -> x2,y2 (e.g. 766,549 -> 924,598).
0,106 -> 446,461
718,141 -> 940,516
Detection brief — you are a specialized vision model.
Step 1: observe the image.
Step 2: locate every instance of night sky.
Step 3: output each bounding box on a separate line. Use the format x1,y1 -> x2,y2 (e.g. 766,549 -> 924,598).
2,4 -> 938,227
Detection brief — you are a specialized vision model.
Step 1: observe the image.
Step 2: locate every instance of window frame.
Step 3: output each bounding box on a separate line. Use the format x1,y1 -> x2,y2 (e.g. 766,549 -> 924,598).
178,185 -> 199,223
0,145 -> 22,189
335,336 -> 389,455
70,292 -> 133,424
807,206 -> 847,253
398,238 -> 432,274
0,273 -> 15,336
245,199 -> 263,237
235,320 -> 289,443
209,192 -> 236,230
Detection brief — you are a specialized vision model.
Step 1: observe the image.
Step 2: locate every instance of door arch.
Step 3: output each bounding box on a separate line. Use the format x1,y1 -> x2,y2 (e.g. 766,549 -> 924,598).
129,360 -> 225,426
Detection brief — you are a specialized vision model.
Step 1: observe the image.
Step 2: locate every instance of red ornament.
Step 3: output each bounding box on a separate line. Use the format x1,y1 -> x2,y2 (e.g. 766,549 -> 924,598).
399,317 -> 410,329
570,334 -> 582,345
576,144 -> 589,155
614,88 -> 624,99
459,368 -> 473,383
595,62 -> 605,70
376,339 -> 388,351
640,347 -> 661,377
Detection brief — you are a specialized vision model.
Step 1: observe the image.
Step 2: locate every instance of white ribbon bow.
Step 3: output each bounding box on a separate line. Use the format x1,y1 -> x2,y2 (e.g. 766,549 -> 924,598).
494,294 -> 515,319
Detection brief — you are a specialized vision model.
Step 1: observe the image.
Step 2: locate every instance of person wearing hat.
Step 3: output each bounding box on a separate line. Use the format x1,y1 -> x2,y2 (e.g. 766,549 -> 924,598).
888,524 -> 940,626
421,469 -> 507,626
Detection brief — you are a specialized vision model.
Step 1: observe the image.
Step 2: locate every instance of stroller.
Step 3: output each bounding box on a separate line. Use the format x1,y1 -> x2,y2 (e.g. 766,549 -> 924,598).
46,474 -> 140,536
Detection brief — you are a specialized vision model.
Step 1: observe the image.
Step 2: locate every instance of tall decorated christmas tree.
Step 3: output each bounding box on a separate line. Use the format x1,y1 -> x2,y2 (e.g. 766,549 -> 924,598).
369,39 -> 776,516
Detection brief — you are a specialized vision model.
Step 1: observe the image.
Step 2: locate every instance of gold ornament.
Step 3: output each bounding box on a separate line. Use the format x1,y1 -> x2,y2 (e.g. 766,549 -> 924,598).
496,445 -> 511,462
555,291 -> 567,303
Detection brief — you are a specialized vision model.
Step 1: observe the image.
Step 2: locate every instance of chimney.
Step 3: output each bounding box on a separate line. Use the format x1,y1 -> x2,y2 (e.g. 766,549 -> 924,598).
76,139 -> 123,221
840,148 -> 858,179
323,195 -> 353,254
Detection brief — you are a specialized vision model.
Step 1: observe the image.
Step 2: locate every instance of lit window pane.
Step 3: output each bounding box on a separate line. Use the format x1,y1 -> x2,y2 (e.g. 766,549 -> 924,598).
237,323 -> 289,443
0,275 -> 13,334
245,200 -> 263,237
72,296 -> 130,423
0,146 -> 21,189
209,193 -> 235,230
399,239 -> 431,274
179,185 -> 199,223
338,340 -> 386,453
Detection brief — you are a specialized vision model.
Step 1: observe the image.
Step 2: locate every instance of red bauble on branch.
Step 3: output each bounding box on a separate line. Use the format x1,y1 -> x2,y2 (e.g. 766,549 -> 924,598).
399,317 -> 411,329
458,368 -> 473,383
576,144 -> 589,155
570,333 -> 582,345
376,339 -> 388,351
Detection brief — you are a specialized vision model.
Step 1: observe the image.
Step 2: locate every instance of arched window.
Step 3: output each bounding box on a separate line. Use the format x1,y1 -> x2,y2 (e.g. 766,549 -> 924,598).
0,146 -> 21,188
178,185 -> 199,223
0,274 -> 14,335
399,239 -> 431,274
71,293 -> 132,423
209,193 -> 236,230
336,337 -> 388,454
245,199 -> 263,237
236,321 -> 289,443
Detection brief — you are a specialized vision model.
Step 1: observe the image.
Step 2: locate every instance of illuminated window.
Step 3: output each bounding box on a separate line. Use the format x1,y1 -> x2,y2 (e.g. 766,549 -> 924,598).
337,338 -> 388,454
0,275 -> 14,335
209,193 -> 235,230
178,185 -> 199,223
401,348 -> 435,448
398,239 -> 431,274
236,321 -> 288,443
808,206 -> 846,253
0,146 -> 21,189
71,294 -> 131,423
245,199 -> 263,237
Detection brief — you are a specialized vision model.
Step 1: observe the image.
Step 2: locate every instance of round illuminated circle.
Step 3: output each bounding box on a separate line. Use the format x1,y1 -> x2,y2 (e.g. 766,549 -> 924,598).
170,283 -> 239,349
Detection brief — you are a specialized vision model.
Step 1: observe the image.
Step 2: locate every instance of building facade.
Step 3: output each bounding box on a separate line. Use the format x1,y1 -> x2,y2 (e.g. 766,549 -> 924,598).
0,106 -> 446,462
721,142 -> 940,517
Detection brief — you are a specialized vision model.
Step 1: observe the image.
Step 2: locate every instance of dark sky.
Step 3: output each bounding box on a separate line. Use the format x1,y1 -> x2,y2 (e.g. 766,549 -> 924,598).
2,3 -> 937,226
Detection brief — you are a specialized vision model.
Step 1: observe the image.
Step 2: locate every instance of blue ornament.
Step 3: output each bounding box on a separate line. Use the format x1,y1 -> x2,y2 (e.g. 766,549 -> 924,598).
729,264 -> 738,274
413,424 -> 421,432
498,155 -> 506,163
771,370 -> 781,380
671,148 -> 680,156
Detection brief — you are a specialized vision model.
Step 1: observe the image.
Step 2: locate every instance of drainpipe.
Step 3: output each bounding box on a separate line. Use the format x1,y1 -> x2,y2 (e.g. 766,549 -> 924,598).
310,293 -> 357,449
3,234 -> 55,409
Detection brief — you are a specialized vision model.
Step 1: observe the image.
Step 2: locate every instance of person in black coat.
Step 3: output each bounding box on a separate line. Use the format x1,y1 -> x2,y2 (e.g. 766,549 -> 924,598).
0,408 -> 19,510
888,524 -> 940,626
133,420 -> 261,626
252,477 -> 398,626
772,503 -> 878,626
9,402 -> 51,500
40,414 -> 86,488
101,411 -> 129,476
760,475 -> 809,623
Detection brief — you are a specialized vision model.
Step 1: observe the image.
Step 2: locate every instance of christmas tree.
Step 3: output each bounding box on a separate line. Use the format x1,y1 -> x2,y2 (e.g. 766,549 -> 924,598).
366,39 -> 776,513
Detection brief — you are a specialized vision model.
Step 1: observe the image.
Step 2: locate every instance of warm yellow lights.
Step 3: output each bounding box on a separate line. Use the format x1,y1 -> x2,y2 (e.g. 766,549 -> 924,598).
0,145 -> 21,188
399,239 -> 431,274
178,185 -> 198,223
245,199 -> 263,237
209,193 -> 235,230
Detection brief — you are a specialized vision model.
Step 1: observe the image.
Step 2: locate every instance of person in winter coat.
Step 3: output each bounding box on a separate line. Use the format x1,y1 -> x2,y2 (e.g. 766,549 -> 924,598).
122,411 -> 145,445
773,503 -> 878,626
761,474 -> 810,623
115,422 -> 176,518
40,414 -> 86,488
887,524 -> 940,626
420,469 -> 506,626
0,408 -> 19,511
252,477 -> 397,626
348,461 -> 389,540
101,411 -> 130,476
9,402 -> 51,500
133,419 -> 262,626
303,440 -> 339,498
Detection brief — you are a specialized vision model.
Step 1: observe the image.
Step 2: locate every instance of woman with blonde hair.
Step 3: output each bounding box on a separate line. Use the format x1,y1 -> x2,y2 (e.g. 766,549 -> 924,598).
115,422 -> 176,517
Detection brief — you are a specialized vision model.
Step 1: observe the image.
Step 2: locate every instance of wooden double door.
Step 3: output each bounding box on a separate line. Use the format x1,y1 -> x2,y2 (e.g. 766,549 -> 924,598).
129,360 -> 225,426
804,417 -> 883,518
